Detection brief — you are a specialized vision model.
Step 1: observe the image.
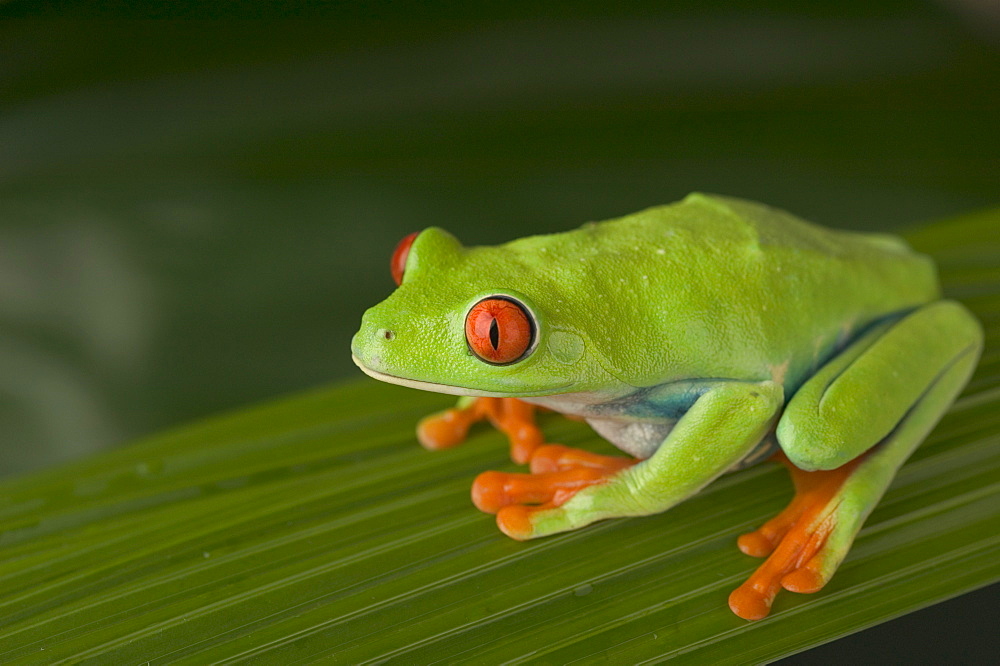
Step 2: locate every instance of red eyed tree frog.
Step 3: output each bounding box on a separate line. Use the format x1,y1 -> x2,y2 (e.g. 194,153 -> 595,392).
351,193 -> 982,620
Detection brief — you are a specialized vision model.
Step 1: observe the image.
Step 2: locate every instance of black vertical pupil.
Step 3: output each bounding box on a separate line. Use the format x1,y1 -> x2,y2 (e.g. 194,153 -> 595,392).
489,318 -> 499,350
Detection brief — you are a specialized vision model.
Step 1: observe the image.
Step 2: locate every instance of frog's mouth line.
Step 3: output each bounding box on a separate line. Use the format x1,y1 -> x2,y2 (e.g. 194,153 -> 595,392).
351,353 -> 574,398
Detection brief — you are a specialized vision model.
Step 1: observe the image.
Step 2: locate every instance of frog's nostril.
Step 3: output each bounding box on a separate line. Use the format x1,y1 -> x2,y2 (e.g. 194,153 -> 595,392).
378,329 -> 395,341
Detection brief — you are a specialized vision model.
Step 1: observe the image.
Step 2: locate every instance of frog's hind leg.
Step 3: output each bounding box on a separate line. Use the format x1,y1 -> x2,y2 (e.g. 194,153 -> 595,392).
730,300 -> 982,620
729,453 -> 863,619
417,397 -> 545,463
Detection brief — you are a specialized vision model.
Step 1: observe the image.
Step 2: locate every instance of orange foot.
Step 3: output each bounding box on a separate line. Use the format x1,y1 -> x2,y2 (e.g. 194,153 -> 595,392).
417,397 -> 545,464
472,444 -> 637,540
728,452 -> 864,620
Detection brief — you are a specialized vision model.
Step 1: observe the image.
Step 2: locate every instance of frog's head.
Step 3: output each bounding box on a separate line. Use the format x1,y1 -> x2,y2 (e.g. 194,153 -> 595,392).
351,227 -> 620,397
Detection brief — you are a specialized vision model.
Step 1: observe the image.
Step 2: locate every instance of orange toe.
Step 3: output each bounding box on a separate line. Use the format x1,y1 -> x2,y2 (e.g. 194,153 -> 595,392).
736,531 -> 779,558
728,585 -> 773,622
782,565 -> 825,594
529,444 -> 636,474
471,468 -> 608,514
471,471 -> 511,513
496,505 -> 535,540
509,424 -> 543,465
417,409 -> 473,450
495,399 -> 544,464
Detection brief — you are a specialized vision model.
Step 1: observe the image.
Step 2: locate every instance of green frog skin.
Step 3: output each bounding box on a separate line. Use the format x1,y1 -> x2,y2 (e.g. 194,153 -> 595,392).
351,193 -> 982,620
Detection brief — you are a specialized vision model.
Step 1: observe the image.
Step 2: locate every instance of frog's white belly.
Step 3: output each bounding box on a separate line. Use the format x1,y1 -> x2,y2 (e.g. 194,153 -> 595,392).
523,392 -> 675,460
585,418 -> 675,459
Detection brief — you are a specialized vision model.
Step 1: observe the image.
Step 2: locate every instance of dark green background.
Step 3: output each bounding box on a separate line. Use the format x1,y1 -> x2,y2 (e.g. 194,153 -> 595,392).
0,2 -> 996,660
2,2 -> 997,477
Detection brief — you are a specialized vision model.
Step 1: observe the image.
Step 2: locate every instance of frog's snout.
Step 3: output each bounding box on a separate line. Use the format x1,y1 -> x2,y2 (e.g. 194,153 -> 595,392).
351,312 -> 399,374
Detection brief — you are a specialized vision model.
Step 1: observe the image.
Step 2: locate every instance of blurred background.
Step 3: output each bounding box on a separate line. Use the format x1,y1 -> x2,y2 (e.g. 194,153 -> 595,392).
0,0 -> 997,661
2,0 -> 998,478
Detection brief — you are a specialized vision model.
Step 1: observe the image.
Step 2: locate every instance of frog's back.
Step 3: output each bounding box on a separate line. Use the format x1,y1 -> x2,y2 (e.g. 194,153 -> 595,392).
507,193 -> 940,388
695,193 -> 919,262
601,193 -> 923,268
591,192 -> 938,303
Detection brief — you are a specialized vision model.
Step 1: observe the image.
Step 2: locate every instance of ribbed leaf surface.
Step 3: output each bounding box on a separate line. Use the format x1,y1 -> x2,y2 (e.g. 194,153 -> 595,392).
0,209 -> 997,663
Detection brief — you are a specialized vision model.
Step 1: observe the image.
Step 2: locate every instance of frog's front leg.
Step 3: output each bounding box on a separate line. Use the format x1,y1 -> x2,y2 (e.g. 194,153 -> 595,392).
419,395 -> 629,470
417,397 -> 545,464
471,445 -> 638,515
473,380 -> 784,541
730,301 -> 982,620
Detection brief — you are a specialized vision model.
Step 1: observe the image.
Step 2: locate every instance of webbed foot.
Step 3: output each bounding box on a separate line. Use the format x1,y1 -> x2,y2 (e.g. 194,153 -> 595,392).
528,444 -> 637,474
417,397 -> 544,464
472,445 -> 637,540
728,453 -> 865,620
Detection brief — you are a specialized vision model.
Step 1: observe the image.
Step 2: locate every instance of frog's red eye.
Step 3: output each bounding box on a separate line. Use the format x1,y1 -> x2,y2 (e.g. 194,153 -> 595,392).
391,232 -> 419,286
465,297 -> 535,365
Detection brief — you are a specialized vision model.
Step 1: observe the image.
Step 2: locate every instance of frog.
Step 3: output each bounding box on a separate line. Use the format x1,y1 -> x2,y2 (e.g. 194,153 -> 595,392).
351,193 -> 982,620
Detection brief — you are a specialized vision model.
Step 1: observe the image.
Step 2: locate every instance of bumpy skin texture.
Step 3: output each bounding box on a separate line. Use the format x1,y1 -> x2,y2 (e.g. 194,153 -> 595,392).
352,193 -> 983,620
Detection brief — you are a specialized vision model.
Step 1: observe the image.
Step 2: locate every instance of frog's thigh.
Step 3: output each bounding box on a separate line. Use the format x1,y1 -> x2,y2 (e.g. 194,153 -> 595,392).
778,301 -> 983,472
734,319 -> 982,614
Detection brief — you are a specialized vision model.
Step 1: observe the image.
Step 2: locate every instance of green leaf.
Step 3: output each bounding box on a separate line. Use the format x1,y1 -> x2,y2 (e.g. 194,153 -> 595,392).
1,209 -> 998,663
